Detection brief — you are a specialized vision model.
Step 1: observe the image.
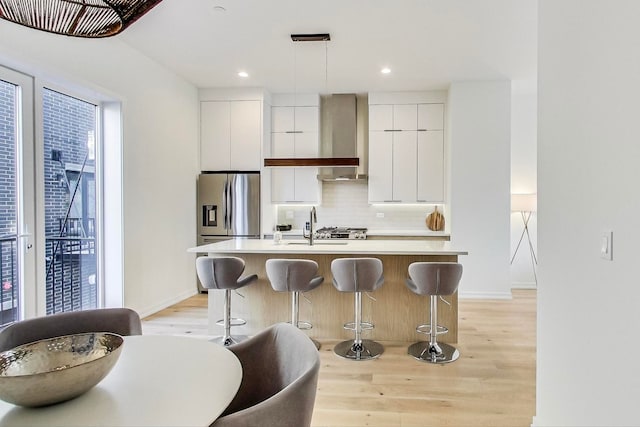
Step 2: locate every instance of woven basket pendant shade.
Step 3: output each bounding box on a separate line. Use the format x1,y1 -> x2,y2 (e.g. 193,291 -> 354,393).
0,0 -> 163,38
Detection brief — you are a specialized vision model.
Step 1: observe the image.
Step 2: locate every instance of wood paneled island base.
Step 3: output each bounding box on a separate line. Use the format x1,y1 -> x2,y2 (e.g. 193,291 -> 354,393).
189,240 -> 467,343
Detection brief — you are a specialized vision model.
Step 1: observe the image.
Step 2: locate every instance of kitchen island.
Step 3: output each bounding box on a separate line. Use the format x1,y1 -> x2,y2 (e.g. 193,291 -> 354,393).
188,239 -> 467,342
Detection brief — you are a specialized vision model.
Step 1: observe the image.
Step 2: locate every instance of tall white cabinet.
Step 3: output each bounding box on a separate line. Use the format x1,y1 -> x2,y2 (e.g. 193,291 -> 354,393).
417,103 -> 444,202
270,94 -> 321,204
368,94 -> 445,204
200,99 -> 262,171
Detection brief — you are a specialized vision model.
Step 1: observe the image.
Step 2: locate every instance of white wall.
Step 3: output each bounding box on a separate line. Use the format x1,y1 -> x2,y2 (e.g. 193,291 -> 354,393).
536,1 -> 640,425
511,85 -> 538,287
0,24 -> 199,317
449,81 -> 511,299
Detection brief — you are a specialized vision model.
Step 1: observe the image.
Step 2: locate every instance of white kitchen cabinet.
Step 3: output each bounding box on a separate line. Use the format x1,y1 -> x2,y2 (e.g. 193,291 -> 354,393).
369,104 -> 417,131
368,132 -> 393,201
271,106 -> 319,132
392,131 -> 418,202
368,130 -> 417,203
416,103 -> 444,202
270,102 -> 320,203
393,104 -> 418,130
368,100 -> 445,203
418,103 -> 444,131
271,168 -> 319,203
271,169 -> 295,202
369,105 -> 393,131
417,130 -> 444,202
200,100 -> 261,171
200,102 -> 230,171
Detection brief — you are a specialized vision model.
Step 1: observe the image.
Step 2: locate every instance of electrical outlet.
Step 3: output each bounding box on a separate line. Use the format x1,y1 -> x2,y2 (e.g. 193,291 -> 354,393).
600,231 -> 613,261
376,212 -> 384,218
285,210 -> 294,219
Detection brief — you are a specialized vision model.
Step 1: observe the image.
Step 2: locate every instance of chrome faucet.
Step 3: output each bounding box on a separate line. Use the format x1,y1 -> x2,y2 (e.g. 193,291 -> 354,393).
304,206 -> 318,246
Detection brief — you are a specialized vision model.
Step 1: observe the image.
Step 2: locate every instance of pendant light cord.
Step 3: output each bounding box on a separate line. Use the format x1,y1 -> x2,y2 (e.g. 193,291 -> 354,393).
325,40 -> 329,94
293,41 -> 297,120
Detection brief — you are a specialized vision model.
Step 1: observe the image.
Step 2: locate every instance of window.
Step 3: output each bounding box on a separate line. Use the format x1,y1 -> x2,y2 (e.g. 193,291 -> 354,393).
43,88 -> 99,314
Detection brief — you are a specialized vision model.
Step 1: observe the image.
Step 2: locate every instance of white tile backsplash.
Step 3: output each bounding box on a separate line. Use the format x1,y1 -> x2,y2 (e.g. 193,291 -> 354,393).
275,181 -> 444,231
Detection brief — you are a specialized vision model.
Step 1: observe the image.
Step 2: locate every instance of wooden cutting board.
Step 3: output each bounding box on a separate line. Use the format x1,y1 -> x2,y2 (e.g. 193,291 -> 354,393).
426,207 -> 444,231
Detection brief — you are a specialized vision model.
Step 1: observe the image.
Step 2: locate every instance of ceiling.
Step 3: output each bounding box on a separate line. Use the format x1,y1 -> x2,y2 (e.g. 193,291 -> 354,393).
119,0 -> 537,94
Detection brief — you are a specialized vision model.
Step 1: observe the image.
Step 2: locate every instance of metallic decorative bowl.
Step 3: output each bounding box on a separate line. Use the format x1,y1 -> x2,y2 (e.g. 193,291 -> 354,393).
0,332 -> 124,407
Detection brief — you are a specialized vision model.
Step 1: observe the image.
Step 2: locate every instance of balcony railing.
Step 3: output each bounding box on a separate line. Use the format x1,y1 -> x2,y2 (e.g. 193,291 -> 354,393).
0,235 -> 18,327
0,219 -> 98,322
46,217 -> 97,314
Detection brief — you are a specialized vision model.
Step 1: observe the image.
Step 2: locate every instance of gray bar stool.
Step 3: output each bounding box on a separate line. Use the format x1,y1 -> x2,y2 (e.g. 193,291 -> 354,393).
196,256 -> 258,346
405,262 -> 463,363
331,257 -> 384,360
265,259 -> 324,349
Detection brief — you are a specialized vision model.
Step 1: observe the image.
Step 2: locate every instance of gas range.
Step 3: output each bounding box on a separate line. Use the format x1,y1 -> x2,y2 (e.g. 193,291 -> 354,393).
314,227 -> 367,240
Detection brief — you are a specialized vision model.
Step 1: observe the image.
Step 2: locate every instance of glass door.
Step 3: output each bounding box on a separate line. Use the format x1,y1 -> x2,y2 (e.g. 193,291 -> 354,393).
42,88 -> 99,314
0,66 -> 36,326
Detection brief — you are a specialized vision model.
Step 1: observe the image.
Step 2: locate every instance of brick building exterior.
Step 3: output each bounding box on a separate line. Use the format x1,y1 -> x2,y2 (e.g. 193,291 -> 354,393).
43,89 -> 97,314
0,80 -> 18,324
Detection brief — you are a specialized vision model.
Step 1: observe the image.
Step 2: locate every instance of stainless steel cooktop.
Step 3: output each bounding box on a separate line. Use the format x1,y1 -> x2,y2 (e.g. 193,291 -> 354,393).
314,227 -> 367,240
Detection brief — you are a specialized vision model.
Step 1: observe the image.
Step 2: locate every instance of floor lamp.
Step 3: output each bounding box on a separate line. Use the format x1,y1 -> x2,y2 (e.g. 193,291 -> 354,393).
511,193 -> 537,286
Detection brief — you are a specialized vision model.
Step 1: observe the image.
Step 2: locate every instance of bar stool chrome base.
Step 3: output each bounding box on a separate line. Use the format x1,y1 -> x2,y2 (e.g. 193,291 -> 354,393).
216,317 -> 247,327
343,321 -> 374,331
211,334 -> 249,347
334,339 -> 384,360
292,320 -> 313,330
408,341 -> 459,364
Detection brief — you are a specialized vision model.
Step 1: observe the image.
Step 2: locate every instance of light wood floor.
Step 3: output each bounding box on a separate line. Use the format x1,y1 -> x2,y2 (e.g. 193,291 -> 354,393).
143,289 -> 536,427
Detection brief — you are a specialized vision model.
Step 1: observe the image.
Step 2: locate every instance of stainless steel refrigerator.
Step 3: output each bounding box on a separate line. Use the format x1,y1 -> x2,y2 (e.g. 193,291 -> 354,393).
196,172 -> 260,291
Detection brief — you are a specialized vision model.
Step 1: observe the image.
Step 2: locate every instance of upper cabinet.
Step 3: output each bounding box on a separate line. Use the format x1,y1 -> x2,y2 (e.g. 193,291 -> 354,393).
369,104 -> 417,131
269,94 -> 321,204
417,103 -> 444,202
368,94 -> 446,204
271,106 -> 319,133
418,103 -> 444,131
200,100 -> 262,171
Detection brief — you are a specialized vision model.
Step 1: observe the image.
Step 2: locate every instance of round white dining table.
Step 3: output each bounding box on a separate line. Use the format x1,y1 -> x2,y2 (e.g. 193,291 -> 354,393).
0,335 -> 242,427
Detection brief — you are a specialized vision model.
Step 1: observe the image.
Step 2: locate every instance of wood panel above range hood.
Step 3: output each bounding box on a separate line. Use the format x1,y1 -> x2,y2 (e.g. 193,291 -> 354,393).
263,157 -> 359,167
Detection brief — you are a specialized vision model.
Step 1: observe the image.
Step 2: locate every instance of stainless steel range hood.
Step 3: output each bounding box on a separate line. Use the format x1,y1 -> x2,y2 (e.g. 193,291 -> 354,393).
263,93 -> 368,180
316,93 -> 368,182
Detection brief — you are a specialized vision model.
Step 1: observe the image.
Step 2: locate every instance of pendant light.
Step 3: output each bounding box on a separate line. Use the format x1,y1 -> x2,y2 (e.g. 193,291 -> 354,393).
0,0 -> 163,38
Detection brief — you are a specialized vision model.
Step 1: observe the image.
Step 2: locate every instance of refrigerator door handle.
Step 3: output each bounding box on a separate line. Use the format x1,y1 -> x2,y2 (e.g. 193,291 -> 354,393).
222,181 -> 228,230
227,177 -> 233,231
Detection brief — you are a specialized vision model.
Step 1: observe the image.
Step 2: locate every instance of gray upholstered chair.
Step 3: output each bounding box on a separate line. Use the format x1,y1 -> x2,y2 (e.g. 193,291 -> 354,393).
211,322 -> 320,427
196,256 -> 258,346
330,257 -> 384,360
0,308 -> 142,352
265,259 -> 324,349
405,262 -> 463,363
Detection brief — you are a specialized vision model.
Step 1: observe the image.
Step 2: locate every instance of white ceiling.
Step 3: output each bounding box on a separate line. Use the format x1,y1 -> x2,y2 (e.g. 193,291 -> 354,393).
119,0 -> 537,94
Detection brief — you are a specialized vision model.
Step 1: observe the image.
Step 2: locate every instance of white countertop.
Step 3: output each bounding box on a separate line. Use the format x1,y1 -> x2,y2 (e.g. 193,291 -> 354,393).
189,238 -> 467,256
367,229 -> 450,237
265,229 -> 450,238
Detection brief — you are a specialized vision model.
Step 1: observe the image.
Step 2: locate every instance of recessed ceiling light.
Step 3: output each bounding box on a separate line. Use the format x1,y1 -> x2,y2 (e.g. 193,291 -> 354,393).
238,71 -> 249,78
381,67 -> 391,74
213,5 -> 226,12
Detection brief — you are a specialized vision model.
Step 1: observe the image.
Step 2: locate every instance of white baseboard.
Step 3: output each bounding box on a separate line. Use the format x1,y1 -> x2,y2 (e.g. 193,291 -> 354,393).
512,281 -> 537,289
458,291 -> 512,300
137,289 -> 198,319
